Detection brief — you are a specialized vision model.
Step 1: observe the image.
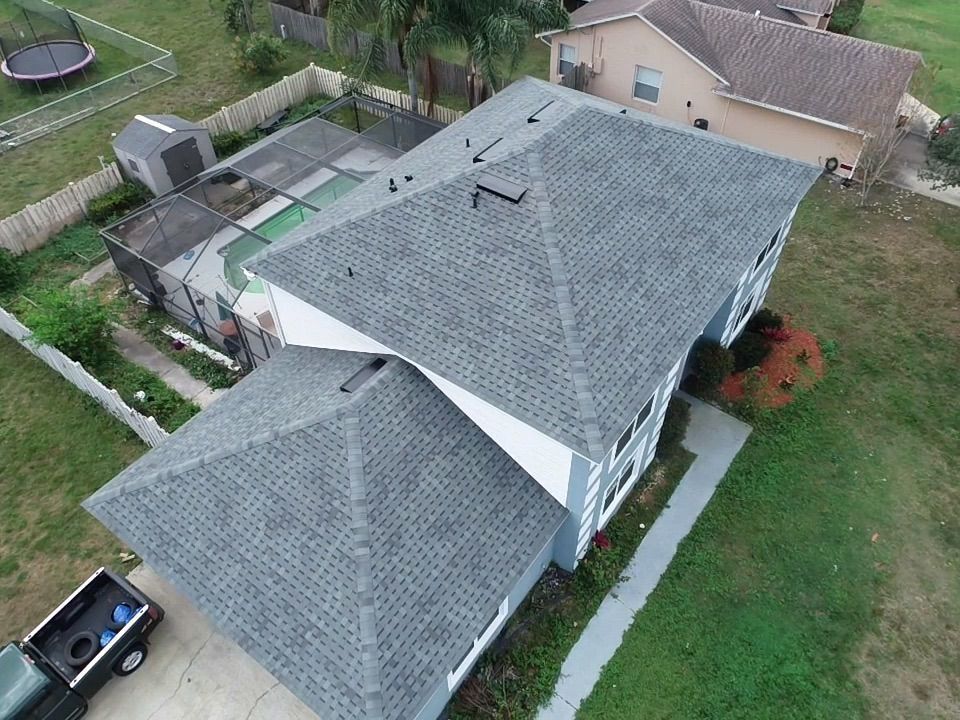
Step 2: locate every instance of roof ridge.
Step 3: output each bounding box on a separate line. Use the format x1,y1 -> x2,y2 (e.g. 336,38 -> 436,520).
343,409 -> 385,720
85,356 -> 402,506
526,150 -> 606,463
689,0 -> 922,58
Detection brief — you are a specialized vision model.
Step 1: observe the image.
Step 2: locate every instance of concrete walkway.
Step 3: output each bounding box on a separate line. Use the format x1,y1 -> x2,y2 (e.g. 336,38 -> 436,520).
114,326 -> 223,409
538,394 -> 751,719
887,133 -> 960,209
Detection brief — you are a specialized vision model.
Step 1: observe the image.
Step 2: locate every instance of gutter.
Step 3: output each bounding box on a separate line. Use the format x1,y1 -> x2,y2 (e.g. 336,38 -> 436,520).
712,89 -> 865,135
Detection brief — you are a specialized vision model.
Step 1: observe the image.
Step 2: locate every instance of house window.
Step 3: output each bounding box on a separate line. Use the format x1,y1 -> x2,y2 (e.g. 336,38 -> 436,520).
734,294 -> 755,330
558,43 -> 577,77
613,394 -> 656,461
633,66 -> 663,104
446,597 -> 509,691
602,459 -> 636,519
127,158 -> 140,174
753,229 -> 781,271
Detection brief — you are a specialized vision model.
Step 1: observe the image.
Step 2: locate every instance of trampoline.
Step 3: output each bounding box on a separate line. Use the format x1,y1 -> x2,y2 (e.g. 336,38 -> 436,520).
1,40 -> 95,82
0,1 -> 95,89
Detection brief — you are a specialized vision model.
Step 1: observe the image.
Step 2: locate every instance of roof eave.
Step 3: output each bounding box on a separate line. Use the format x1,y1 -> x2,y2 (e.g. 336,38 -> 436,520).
713,89 -> 866,134
537,12 -> 643,38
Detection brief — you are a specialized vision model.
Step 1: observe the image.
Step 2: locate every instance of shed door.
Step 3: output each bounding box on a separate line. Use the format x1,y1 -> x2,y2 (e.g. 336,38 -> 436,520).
161,137 -> 204,189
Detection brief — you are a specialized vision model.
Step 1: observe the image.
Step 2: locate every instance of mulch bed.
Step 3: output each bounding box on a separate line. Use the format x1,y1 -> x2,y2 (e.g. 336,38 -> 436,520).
721,323 -> 825,408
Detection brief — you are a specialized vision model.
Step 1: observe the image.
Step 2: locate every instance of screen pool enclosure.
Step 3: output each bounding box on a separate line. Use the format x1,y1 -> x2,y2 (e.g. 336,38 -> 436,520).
0,1 -> 94,89
102,95 -> 444,370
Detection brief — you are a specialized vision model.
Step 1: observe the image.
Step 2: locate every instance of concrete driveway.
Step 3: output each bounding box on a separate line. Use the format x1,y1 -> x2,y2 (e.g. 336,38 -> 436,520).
87,565 -> 318,720
887,132 -> 960,208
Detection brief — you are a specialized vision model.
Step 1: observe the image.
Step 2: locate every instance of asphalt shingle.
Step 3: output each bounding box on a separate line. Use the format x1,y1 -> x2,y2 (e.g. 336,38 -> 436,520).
250,78 -> 821,461
84,346 -> 566,720
113,114 -> 203,157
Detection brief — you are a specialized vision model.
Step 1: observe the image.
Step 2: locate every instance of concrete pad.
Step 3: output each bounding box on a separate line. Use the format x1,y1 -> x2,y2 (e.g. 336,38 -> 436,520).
887,134 -> 960,209
87,565 -> 318,720
71,258 -> 116,288
537,394 -> 751,719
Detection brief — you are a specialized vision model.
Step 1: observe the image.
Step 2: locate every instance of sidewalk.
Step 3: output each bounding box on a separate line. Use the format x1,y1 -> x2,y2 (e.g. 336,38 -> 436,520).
114,325 -> 223,409
538,393 -> 751,719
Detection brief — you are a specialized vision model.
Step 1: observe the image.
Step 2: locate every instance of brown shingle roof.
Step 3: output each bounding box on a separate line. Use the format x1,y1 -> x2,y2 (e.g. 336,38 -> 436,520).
777,0 -> 834,15
688,2 -> 921,129
560,0 -> 921,131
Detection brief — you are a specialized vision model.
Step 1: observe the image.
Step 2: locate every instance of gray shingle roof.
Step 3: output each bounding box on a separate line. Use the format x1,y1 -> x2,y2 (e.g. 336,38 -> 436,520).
564,0 -> 921,130
84,346 -> 566,720
249,78 -> 820,461
113,114 -> 202,157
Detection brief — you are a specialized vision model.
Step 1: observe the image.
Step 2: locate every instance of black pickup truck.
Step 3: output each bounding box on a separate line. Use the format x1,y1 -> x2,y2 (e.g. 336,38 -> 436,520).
0,567 -> 163,720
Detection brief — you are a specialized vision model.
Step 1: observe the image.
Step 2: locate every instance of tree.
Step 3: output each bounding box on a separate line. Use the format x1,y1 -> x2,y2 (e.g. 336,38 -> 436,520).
26,289 -> 116,368
405,0 -> 569,108
856,63 -> 939,206
920,121 -> 960,189
328,0 -> 426,109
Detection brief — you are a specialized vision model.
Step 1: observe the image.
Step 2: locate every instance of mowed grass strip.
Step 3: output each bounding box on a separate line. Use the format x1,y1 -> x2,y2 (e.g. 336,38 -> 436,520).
577,182 -> 960,720
0,333 -> 145,640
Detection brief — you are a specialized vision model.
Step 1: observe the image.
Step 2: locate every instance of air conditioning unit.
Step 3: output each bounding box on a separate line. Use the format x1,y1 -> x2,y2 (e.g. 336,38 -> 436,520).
693,118 -> 709,130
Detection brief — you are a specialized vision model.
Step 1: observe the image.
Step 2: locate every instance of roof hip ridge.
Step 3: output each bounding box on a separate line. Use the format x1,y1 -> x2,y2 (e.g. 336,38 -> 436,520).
526,150 -> 607,463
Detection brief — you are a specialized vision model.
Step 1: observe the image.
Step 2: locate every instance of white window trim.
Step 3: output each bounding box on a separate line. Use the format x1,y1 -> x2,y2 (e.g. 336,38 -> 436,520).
733,293 -> 756,333
446,597 -> 509,691
632,65 -> 663,105
752,228 -> 782,277
612,394 -> 654,462
558,43 -> 577,76
600,453 -> 640,526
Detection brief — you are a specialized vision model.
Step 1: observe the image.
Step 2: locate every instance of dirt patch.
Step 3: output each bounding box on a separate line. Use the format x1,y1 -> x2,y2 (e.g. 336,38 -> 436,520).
720,325 -> 825,408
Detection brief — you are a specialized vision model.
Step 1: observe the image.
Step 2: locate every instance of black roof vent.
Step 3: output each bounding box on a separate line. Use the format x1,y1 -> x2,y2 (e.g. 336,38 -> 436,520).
472,137 -> 502,163
476,172 -> 527,204
340,357 -> 387,393
527,100 -> 555,123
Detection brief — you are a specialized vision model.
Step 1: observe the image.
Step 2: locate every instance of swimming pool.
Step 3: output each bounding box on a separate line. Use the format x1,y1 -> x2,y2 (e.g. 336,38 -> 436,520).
221,175 -> 361,292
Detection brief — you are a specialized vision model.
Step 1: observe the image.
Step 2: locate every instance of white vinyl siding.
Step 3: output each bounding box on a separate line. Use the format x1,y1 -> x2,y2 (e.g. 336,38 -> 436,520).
558,43 -> 577,77
633,66 -> 663,104
753,229 -> 781,274
446,597 -> 509,690
612,395 -> 654,461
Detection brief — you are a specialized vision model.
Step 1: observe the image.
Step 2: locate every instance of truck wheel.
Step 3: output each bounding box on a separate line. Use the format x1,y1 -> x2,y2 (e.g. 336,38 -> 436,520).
65,631 -> 99,667
114,643 -> 148,676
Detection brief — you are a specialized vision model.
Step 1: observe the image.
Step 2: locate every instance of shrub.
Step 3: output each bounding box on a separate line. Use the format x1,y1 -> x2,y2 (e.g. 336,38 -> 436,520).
223,0 -> 248,35
212,130 -> 255,159
87,182 -> 152,226
26,289 -> 116,367
829,0 -> 864,34
0,249 -> 21,294
730,331 -> 771,372
657,397 -> 691,457
745,307 -> 784,333
694,340 -> 734,388
761,326 -> 793,343
234,33 -> 286,74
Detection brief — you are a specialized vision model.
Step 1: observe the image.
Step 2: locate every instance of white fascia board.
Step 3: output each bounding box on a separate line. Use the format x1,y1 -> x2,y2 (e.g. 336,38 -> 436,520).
537,12 -> 644,38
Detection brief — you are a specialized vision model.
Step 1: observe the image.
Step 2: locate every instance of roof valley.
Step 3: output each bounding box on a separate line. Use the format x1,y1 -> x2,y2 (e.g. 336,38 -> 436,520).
526,150 -> 607,462
343,410 -> 386,720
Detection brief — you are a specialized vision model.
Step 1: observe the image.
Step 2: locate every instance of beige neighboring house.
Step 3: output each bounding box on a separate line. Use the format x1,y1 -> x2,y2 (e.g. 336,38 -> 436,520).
542,0 -> 921,176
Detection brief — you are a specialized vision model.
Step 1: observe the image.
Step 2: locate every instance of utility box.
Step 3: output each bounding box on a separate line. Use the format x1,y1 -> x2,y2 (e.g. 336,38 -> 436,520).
113,114 -> 215,196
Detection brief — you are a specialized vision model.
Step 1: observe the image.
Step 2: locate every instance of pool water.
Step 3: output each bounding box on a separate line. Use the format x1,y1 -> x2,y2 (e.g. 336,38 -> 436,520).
222,175 -> 361,292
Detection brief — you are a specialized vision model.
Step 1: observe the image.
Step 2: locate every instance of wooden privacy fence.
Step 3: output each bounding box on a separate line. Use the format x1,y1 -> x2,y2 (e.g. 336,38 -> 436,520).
0,306 -> 169,447
0,163 -> 123,255
268,3 -> 470,101
0,65 -> 463,255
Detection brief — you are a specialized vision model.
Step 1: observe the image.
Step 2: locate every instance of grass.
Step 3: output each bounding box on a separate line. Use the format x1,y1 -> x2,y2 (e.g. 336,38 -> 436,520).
450,424 -> 696,719
856,0 -> 960,112
0,0 -> 320,218
0,0 -> 145,121
0,332 -> 145,640
577,181 -> 960,720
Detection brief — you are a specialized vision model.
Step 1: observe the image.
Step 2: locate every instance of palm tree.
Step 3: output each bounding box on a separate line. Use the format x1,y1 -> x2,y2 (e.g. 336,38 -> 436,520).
327,0 -> 426,108
405,0 -> 569,108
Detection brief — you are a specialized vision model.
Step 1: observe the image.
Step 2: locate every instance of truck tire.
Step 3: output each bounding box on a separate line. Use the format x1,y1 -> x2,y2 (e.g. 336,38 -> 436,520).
64,631 -> 99,667
114,642 -> 148,676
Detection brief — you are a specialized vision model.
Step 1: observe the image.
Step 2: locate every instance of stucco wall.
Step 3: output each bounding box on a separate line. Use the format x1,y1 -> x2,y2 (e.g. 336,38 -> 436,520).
548,17 -> 864,173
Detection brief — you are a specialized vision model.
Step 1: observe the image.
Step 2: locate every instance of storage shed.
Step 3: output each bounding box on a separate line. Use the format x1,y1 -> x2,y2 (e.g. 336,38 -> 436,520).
113,114 -> 215,196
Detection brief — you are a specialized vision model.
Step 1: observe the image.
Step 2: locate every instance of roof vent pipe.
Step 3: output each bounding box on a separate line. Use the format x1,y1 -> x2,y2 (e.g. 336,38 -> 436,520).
389,178 -> 398,193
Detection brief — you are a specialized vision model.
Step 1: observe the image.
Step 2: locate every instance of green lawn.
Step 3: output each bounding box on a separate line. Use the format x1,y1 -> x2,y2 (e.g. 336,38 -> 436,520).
577,182 -> 960,719
0,0 -> 320,218
857,0 -> 960,112
0,333 -> 145,640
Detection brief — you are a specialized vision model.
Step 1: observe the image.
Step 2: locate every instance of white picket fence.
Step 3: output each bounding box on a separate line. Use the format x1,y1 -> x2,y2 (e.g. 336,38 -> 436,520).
0,64 -> 463,256
0,306 -> 169,447
0,163 -> 124,255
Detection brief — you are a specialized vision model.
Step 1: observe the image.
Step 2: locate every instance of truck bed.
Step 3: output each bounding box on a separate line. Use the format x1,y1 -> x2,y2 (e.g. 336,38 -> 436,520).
24,569 -> 145,683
